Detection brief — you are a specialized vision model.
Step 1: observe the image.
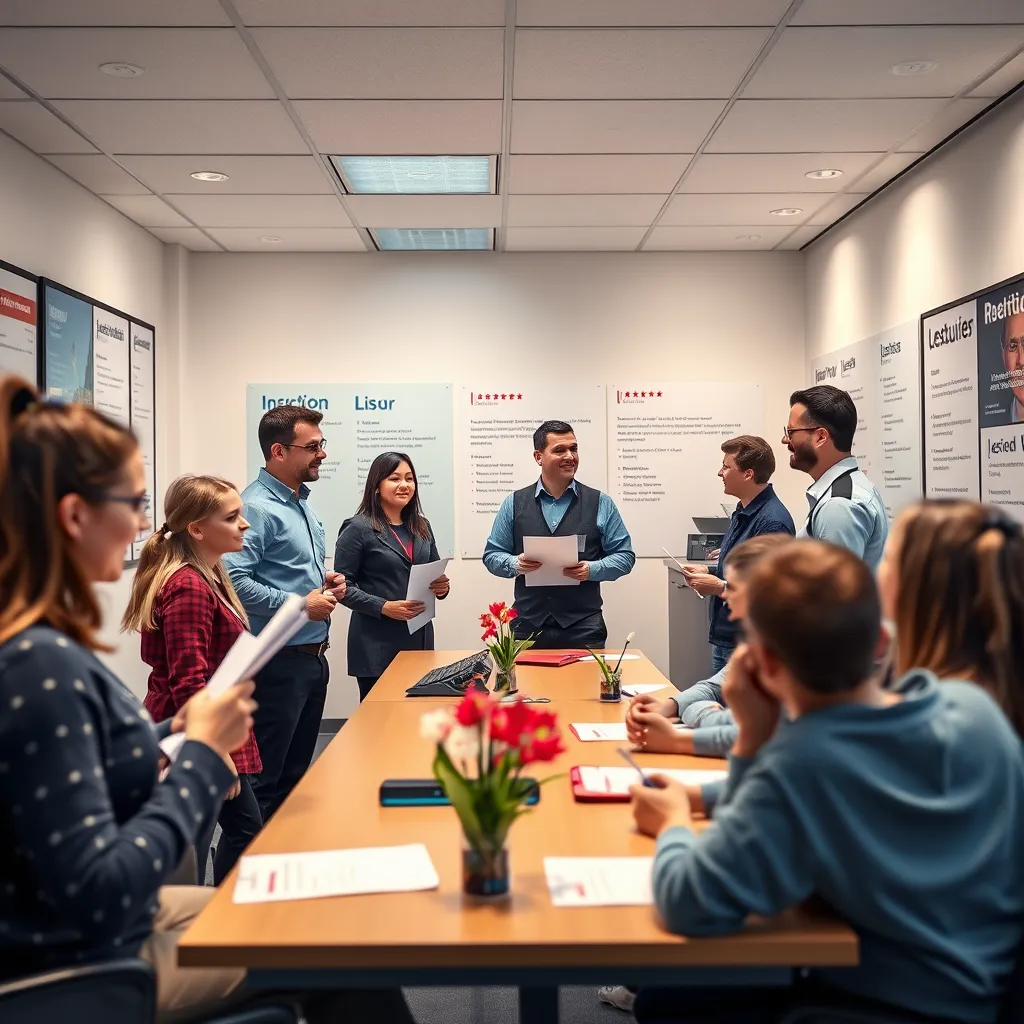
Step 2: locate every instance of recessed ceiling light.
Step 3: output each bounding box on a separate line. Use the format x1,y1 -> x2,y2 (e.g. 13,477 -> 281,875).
374,228 -> 493,251
190,170 -> 229,182
257,235 -> 283,244
735,234 -> 762,241
99,62 -> 145,78
331,156 -> 493,195
805,168 -> 843,180
770,208 -> 803,217
890,60 -> 937,76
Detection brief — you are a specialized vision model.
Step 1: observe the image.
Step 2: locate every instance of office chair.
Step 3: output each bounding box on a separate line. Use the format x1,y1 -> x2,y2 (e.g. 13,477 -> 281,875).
0,958 -> 299,1024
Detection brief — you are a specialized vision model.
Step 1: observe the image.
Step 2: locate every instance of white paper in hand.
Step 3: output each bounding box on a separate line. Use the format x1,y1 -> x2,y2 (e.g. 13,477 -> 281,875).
522,534 -> 581,587
406,557 -> 451,634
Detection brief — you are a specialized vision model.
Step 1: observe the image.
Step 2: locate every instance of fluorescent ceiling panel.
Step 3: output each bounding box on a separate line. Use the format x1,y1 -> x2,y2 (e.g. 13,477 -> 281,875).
332,155 -> 494,194
374,228 -> 493,250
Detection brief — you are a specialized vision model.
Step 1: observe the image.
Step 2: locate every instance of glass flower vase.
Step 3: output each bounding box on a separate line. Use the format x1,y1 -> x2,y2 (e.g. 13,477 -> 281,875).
462,836 -> 510,899
493,664 -> 518,694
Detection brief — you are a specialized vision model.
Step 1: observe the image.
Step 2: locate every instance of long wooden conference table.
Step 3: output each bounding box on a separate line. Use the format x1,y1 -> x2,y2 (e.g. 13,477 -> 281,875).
179,650 -> 858,1023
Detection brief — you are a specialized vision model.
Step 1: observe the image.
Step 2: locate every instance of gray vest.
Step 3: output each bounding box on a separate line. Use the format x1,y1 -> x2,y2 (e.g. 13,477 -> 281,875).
512,481 -> 604,628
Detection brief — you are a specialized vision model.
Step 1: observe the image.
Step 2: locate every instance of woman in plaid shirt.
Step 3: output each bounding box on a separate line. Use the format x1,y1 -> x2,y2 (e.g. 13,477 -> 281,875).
124,475 -> 262,884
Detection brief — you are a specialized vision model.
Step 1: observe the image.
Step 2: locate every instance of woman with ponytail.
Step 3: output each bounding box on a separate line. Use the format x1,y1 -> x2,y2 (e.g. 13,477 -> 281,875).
123,474 -> 262,884
878,499 -> 1024,737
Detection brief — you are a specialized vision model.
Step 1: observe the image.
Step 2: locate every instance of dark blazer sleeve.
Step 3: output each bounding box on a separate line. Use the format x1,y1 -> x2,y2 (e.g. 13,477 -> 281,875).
336,517 -> 386,619
426,525 -> 449,601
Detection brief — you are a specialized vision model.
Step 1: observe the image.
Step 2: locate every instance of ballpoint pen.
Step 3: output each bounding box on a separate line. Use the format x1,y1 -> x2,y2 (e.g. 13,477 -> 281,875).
617,746 -> 656,788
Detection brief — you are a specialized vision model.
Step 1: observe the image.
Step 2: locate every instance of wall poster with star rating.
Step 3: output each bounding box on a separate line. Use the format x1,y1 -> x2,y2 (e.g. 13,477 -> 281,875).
246,382 -> 454,556
608,382 -> 763,557
459,384 -> 607,557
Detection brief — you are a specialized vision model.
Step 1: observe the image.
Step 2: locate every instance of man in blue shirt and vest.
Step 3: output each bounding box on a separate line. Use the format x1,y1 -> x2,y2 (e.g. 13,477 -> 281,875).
483,419 -> 635,649
681,435 -> 795,674
784,385 -> 888,569
225,404 -> 346,821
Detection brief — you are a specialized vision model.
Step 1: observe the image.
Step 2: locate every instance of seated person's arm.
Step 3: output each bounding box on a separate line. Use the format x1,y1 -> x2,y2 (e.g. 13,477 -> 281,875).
690,721 -> 739,757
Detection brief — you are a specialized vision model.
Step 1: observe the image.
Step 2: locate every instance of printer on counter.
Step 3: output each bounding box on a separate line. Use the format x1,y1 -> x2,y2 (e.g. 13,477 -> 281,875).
686,515 -> 732,562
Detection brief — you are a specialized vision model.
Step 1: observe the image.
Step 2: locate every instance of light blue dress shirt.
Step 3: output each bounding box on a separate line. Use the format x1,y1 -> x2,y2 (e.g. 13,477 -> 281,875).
224,468 -> 328,645
482,478 -> 635,582
797,456 -> 889,570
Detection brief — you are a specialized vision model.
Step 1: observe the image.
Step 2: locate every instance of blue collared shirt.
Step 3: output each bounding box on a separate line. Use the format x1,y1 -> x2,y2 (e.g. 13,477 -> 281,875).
707,483 -> 794,647
797,456 -> 889,571
482,478 -> 635,582
224,468 -> 327,645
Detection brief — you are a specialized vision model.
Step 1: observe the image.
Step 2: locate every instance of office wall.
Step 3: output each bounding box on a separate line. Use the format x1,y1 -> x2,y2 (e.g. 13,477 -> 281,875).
0,131 -> 178,692
806,89 -> 1024,358
184,251 -> 806,717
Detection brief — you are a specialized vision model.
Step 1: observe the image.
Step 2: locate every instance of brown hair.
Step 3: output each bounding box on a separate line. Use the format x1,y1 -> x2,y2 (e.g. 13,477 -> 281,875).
721,435 -> 776,484
0,375 -> 139,649
724,532 -> 792,575
893,501 -> 1024,736
746,539 -> 880,694
122,474 -> 249,633
258,404 -> 323,460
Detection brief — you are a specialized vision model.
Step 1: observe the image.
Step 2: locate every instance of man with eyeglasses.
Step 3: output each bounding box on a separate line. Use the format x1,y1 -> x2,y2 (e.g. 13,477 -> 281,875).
784,385 -> 888,570
225,403 -> 346,821
1002,310 -> 1024,423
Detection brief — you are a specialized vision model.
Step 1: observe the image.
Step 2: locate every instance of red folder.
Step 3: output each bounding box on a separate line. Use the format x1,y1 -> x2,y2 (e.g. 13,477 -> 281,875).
515,650 -> 589,667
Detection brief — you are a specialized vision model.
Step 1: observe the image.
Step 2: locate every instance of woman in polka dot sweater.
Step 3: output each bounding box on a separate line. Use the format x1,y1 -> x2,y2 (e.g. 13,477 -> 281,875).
0,377 -> 416,1023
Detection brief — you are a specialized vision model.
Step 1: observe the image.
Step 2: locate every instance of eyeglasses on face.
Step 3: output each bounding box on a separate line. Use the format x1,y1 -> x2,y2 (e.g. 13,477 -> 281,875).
782,425 -> 820,441
101,492 -> 151,514
281,438 -> 328,454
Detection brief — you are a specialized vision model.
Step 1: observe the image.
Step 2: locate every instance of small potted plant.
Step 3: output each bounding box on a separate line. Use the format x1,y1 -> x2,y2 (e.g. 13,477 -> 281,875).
589,631 -> 635,703
421,692 -> 565,898
479,601 -> 534,694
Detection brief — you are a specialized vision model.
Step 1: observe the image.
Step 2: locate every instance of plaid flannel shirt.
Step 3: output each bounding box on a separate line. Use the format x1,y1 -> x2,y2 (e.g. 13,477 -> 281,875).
141,565 -> 262,775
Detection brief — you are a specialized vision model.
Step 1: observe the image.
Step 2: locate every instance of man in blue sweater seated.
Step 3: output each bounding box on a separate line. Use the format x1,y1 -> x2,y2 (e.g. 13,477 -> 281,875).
629,540 -> 1024,1024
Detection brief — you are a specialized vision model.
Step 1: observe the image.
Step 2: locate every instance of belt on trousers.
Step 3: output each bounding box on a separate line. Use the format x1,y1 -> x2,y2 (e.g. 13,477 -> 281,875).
286,640 -> 330,657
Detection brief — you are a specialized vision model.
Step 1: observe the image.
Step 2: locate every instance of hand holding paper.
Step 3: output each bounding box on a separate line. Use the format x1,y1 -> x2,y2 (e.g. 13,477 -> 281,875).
406,557 -> 451,633
522,535 -> 581,587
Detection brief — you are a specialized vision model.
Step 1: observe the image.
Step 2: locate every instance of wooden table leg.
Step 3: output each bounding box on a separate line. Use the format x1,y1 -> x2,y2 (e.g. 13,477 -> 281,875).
520,986 -> 559,1024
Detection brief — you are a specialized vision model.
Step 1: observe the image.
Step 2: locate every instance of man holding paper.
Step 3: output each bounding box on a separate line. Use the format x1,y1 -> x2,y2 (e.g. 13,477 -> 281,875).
226,404 -> 346,821
335,452 -> 450,701
483,420 -> 634,649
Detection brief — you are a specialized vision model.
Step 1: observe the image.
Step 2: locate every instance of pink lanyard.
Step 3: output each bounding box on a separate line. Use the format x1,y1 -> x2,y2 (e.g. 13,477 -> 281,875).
388,525 -> 413,561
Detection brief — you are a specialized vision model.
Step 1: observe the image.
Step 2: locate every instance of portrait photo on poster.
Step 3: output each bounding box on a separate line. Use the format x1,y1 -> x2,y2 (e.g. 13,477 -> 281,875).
978,275 -> 1024,428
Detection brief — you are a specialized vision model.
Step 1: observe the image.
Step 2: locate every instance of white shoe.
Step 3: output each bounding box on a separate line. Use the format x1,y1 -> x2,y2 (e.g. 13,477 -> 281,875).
599,986 -> 636,1012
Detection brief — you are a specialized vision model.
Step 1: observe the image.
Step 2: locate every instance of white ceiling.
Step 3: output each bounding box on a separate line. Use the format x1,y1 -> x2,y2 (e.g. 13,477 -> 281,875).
0,0 -> 1021,253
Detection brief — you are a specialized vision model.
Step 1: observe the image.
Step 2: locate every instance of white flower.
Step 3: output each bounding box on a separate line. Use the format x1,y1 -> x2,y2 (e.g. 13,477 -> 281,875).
625,631 -> 636,643
445,724 -> 481,762
420,708 -> 454,743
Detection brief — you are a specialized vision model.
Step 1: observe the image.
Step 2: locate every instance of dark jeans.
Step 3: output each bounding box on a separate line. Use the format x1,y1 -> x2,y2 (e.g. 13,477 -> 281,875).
250,647 -> 329,822
633,978 -> 954,1024
710,643 -> 734,675
356,676 -> 379,702
212,774 -> 262,885
513,610 -> 607,650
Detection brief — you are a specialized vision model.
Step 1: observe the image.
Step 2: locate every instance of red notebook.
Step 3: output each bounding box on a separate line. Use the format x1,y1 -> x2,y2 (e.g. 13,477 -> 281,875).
515,650 -> 589,667
570,765 -> 727,803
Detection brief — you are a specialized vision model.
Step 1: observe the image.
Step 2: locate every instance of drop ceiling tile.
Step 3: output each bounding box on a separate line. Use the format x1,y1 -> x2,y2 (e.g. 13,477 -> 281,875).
791,0 -> 1024,25
507,193 -> 665,226
844,152 -> 920,193
706,98 -> 945,152
662,192 -> 833,226
0,0 -> 230,26
512,100 -> 724,153
679,152 -> 885,193
971,52 -> 1024,97
344,194 -> 500,228
206,227 -> 367,251
896,96 -> 993,150
775,225 -> 826,249
514,29 -> 769,99
100,194 -> 191,227
804,193 -> 867,225
0,100 -> 96,152
147,227 -> 222,250
46,154 -> 150,193
0,29 -> 274,100
508,154 -> 691,193
116,155 -> 333,194
645,225 -> 792,249
236,0 -> 505,26
166,194 -> 353,228
745,26 -> 1024,99
252,28 -> 504,99
294,99 -> 503,153
505,226 -> 647,250
51,100 -> 308,154
517,0 -> 790,27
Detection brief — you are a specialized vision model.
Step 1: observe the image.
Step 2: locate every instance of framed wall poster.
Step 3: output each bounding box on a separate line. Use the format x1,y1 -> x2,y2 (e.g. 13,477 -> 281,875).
0,259 -> 39,383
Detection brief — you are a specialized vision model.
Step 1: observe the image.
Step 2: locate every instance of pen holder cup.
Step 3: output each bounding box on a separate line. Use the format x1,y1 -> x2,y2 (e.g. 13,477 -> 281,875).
599,668 -> 623,703
493,665 -> 518,695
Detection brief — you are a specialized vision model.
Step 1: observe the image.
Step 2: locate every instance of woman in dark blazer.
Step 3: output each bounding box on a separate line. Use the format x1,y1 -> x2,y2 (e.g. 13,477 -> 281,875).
335,451 -> 450,700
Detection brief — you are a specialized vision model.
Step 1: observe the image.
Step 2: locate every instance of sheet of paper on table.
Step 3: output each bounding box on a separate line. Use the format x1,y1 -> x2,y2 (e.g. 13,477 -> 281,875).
233,844 -> 440,904
578,653 -> 641,662
545,857 -> 654,907
620,683 -> 670,697
522,534 -> 581,587
576,765 -> 726,795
